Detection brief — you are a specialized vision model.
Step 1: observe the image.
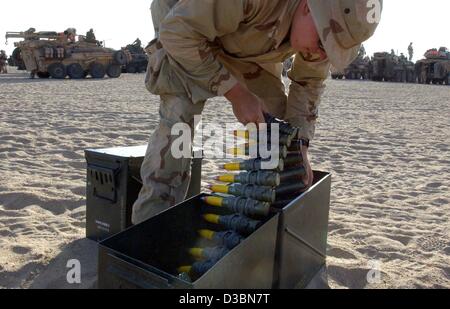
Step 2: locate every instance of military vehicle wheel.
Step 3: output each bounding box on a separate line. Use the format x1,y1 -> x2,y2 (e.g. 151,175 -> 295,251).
126,65 -> 137,74
107,64 -> 122,78
331,75 -> 338,80
113,51 -> 128,65
138,66 -> 147,73
37,72 -> 50,79
48,63 -> 67,79
67,63 -> 85,79
90,63 -> 106,79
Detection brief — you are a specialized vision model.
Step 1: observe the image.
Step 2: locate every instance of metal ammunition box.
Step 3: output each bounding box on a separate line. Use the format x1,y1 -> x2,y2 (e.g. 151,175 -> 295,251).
85,146 -> 202,242
97,171 -> 331,289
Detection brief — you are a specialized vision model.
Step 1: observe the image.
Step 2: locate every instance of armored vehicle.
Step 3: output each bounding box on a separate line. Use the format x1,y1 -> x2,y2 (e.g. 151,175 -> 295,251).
415,47 -> 450,85
5,29 -> 131,79
122,39 -> 148,74
371,52 -> 397,82
331,56 -> 371,80
393,54 -> 415,83
344,55 -> 371,80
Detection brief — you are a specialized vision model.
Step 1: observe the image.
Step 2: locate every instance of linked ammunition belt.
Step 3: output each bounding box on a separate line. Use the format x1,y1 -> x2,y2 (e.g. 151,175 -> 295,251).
177,114 -> 308,280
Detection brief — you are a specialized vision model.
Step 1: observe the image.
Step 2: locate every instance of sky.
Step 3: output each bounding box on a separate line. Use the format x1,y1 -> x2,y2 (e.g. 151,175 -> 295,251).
1,0 -> 449,62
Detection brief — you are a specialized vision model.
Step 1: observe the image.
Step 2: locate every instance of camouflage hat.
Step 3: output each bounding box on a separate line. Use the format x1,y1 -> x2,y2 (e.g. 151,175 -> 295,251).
308,0 -> 383,70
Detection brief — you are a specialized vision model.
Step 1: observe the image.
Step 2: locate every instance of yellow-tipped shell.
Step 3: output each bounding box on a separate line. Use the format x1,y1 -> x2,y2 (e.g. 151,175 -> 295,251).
217,174 -> 235,183
198,229 -> 215,240
208,186 -> 229,196
177,266 -> 192,274
204,195 -> 224,206
233,130 -> 250,139
203,214 -> 220,224
223,163 -> 241,171
189,248 -> 204,259
227,147 -> 245,156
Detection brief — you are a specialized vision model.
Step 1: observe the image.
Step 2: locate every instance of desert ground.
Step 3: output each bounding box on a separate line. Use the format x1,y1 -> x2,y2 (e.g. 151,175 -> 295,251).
0,68 -> 449,289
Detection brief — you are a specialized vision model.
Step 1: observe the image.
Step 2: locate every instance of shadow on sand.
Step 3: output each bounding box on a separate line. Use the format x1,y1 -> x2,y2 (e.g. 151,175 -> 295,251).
29,238 -> 98,289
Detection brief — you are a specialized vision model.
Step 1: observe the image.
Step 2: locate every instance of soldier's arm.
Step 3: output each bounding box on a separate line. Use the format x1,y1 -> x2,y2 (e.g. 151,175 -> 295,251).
286,53 -> 331,142
158,0 -> 247,96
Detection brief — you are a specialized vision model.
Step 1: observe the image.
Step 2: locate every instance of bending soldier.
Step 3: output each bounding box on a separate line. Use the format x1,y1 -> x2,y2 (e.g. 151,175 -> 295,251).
132,0 -> 383,224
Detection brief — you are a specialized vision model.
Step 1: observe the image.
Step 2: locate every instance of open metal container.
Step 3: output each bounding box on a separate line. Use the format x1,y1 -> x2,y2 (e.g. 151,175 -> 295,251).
97,171 -> 331,289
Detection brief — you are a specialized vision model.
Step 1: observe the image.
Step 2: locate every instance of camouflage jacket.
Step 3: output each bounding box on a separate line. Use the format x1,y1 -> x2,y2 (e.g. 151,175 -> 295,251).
147,0 -> 330,140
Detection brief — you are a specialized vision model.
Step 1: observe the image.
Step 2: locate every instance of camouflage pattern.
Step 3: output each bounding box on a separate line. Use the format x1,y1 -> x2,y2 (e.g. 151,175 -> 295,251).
5,29 -> 130,79
0,50 -> 7,74
132,94 -> 205,223
308,0 -> 383,70
132,0 -> 382,223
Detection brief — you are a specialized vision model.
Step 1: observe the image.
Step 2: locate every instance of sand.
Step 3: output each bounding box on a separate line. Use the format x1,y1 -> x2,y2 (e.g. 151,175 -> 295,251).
0,69 -> 449,289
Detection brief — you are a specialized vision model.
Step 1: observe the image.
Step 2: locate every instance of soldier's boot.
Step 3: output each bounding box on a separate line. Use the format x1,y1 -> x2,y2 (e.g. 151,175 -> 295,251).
132,94 -> 205,224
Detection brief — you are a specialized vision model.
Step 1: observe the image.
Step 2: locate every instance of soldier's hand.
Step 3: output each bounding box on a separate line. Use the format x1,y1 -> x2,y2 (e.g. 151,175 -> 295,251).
225,83 -> 266,125
301,146 -> 314,189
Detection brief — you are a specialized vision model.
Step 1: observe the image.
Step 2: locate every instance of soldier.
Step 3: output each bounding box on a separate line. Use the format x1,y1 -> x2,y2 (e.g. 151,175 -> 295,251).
132,0 -> 383,224
359,44 -> 366,58
133,38 -> 142,48
390,49 -> 398,62
25,27 -> 36,34
0,51 -> 7,74
86,28 -> 97,43
64,28 -> 77,42
408,42 -> 414,61
399,53 -> 407,62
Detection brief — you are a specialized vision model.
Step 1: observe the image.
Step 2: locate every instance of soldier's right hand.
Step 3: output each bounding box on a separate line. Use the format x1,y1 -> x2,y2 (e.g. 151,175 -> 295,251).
225,83 -> 266,125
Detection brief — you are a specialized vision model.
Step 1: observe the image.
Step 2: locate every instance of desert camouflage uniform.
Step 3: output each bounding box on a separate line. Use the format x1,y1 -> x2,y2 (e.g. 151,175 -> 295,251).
0,51 -> 8,74
132,0 -> 332,224
85,29 -> 97,44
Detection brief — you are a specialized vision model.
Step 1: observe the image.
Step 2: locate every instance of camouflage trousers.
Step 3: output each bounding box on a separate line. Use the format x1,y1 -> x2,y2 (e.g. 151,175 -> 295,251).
132,66 -> 290,224
132,94 -> 205,224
